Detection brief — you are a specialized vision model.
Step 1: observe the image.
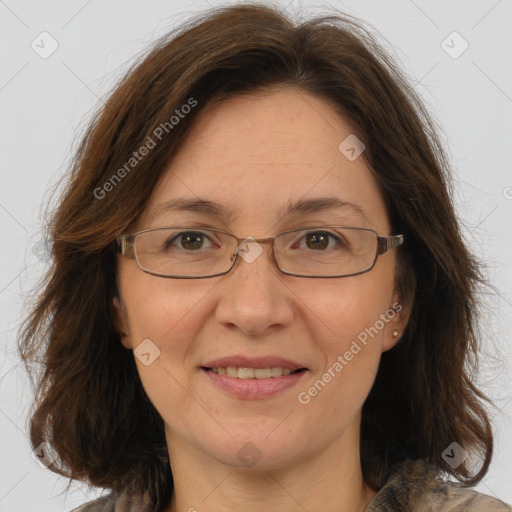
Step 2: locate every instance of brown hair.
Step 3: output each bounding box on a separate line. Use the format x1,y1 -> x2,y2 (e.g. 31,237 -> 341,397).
18,2 -> 494,508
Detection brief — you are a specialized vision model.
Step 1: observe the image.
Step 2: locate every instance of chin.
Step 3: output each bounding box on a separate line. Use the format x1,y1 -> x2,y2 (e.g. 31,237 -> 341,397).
200,430 -> 310,471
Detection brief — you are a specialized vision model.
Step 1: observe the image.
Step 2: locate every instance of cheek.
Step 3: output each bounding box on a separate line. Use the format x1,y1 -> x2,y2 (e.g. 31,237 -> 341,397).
295,269 -> 395,401
119,275 -> 212,417
121,270 -> 212,345
299,263 -> 395,345
295,311 -> 384,429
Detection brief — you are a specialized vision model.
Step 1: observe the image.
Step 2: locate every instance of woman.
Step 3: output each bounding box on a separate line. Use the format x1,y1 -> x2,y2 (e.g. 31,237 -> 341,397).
18,3 -> 511,511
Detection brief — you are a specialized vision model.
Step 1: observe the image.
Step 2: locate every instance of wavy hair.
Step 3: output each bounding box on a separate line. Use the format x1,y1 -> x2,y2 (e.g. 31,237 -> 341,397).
18,2 -> 493,509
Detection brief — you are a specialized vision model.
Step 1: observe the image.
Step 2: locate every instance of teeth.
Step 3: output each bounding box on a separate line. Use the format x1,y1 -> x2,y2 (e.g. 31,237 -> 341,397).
209,367 -> 298,379
238,367 -> 254,379
254,368 -> 271,379
271,367 -> 282,377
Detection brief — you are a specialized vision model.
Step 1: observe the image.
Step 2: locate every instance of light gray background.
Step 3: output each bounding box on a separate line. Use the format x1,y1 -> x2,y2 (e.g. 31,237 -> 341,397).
0,0 -> 511,510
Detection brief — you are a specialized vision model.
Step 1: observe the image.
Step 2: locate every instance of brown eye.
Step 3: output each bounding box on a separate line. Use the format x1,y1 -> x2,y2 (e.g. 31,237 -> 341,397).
181,232 -> 205,250
305,232 -> 329,250
166,231 -> 213,251
295,231 -> 345,251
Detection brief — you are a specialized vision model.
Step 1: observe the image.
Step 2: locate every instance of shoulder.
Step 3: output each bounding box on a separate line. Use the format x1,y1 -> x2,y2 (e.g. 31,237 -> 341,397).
68,488 -> 157,512
365,459 -> 512,512
68,493 -> 115,512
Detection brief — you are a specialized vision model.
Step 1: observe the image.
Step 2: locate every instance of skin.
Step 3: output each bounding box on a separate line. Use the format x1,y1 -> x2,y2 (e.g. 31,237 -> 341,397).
114,85 -> 410,512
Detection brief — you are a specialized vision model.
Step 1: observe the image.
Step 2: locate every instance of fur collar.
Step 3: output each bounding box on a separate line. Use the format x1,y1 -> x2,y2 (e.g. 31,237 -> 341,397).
365,459 -> 510,511
72,458 -> 511,511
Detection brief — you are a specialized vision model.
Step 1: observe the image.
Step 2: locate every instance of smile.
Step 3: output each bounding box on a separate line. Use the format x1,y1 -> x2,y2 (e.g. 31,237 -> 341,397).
200,366 -> 309,399
205,366 -> 306,379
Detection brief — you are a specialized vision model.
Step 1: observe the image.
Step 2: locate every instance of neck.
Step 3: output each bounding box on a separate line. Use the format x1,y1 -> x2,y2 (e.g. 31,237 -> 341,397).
164,424 -> 377,512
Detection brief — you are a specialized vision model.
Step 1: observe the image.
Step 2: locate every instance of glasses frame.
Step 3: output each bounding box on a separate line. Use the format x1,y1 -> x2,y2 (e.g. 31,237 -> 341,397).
116,225 -> 404,279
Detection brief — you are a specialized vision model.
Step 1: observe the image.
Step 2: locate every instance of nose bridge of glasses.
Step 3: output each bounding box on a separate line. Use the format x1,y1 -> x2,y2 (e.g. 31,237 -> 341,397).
234,235 -> 274,250
231,235 -> 276,265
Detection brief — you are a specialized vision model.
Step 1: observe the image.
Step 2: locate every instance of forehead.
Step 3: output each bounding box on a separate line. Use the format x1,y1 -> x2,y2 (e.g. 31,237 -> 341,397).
141,87 -> 390,233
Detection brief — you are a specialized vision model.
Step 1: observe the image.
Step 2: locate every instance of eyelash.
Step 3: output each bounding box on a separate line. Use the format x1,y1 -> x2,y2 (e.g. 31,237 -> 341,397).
166,230 -> 346,251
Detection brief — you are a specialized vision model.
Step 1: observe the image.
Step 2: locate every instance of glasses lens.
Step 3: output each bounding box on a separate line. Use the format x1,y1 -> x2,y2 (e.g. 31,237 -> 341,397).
132,226 -> 378,278
134,228 -> 237,277
274,227 -> 378,277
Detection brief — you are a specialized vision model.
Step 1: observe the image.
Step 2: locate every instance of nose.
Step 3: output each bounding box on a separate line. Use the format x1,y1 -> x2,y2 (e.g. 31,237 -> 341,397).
214,237 -> 294,336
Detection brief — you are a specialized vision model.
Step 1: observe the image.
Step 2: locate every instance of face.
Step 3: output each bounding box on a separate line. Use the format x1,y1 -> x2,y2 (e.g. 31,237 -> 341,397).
114,86 -> 408,471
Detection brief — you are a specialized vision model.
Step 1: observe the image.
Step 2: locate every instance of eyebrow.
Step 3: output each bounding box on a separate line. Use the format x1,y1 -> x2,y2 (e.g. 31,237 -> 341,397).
150,196 -> 370,224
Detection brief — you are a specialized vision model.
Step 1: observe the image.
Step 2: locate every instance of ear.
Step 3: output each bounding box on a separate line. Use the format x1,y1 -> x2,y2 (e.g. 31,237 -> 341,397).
113,295 -> 132,349
381,292 -> 412,352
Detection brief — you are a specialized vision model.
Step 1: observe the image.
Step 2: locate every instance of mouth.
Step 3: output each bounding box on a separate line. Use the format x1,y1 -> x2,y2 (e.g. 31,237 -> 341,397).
201,366 -> 307,379
200,360 -> 309,399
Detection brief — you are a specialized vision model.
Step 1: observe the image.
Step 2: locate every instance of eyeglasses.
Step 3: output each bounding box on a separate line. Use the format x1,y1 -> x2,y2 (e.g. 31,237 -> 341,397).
116,225 -> 403,279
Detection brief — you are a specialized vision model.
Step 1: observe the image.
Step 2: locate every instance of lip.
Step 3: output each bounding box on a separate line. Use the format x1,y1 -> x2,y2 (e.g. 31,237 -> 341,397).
200,355 -> 309,400
202,355 -> 306,371
201,367 -> 308,400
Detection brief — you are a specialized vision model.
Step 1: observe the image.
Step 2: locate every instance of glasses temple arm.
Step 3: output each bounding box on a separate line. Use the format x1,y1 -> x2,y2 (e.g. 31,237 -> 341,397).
116,236 -> 136,259
377,234 -> 404,255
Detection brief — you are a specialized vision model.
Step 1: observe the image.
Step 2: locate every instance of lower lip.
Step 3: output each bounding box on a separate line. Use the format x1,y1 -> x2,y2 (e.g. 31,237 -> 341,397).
201,368 -> 308,399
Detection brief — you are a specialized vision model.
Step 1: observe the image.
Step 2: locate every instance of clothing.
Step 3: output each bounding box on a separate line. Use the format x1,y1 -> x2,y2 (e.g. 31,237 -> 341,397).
70,459 -> 511,512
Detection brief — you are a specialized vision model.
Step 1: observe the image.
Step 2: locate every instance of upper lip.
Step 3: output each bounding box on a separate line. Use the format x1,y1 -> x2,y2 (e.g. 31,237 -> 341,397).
202,355 -> 307,371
